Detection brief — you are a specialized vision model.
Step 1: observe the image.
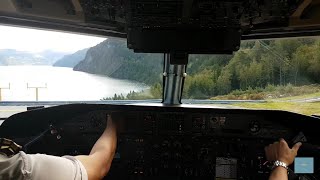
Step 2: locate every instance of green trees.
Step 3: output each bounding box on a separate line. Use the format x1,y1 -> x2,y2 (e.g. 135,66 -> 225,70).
182,38 -> 320,99
150,83 -> 162,98
98,37 -> 320,100
184,69 -> 216,98
216,70 -> 232,95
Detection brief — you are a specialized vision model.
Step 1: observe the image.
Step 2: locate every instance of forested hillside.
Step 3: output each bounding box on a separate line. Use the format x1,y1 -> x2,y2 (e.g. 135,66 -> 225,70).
74,38 -> 163,85
73,38 -> 320,99
184,39 -> 320,98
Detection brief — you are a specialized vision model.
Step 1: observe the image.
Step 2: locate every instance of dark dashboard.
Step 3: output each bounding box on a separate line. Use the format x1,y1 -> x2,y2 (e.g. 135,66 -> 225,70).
0,104 -> 319,179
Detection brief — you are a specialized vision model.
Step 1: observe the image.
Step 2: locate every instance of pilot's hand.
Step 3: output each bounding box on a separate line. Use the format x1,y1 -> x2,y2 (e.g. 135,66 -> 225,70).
265,138 -> 302,165
106,114 -> 116,132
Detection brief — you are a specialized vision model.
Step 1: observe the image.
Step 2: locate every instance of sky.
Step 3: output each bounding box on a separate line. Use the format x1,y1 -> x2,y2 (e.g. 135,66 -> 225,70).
0,25 -> 106,53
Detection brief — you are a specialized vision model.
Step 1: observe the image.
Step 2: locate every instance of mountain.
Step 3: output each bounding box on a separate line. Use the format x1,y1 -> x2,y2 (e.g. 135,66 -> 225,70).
73,38 -> 163,85
38,50 -> 67,62
74,38 -> 320,100
0,49 -> 67,65
53,48 -> 88,68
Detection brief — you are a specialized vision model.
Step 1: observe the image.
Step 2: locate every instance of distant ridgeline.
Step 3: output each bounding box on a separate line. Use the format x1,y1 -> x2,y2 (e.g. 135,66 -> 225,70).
0,49 -> 66,65
53,48 -> 88,68
73,38 -> 163,85
70,38 -> 320,99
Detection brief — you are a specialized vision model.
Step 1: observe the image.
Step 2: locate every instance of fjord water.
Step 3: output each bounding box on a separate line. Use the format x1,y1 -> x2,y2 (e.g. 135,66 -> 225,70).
0,66 -> 148,101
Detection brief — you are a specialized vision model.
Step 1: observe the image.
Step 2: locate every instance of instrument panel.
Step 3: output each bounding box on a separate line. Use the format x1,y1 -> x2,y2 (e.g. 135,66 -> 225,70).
65,110 -> 294,138
62,110 -> 293,179
0,104 -> 319,180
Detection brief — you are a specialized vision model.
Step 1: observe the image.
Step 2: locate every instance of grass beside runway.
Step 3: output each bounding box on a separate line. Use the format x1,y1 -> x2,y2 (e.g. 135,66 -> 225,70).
232,101 -> 320,116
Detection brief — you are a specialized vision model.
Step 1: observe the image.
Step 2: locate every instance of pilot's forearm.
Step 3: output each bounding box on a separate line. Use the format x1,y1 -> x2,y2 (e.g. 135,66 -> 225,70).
269,167 -> 288,180
84,116 -> 117,179
90,119 -> 117,165
76,116 -> 117,180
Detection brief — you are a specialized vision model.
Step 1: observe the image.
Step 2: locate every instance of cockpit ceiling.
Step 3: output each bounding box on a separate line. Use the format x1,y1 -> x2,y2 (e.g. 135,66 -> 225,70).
1,0 -> 320,39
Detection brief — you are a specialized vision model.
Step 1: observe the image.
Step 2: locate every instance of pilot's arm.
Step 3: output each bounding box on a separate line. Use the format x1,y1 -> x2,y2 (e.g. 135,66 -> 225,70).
265,139 -> 302,180
76,114 -> 117,180
0,114 -> 116,180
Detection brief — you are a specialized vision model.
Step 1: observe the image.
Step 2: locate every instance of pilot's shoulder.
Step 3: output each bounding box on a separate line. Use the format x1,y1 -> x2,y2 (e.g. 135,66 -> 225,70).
0,152 -> 26,179
0,151 -> 88,180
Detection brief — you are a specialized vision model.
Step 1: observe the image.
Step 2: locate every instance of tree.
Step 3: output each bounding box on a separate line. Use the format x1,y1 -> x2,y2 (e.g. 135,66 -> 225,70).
217,70 -> 232,95
151,83 -> 162,98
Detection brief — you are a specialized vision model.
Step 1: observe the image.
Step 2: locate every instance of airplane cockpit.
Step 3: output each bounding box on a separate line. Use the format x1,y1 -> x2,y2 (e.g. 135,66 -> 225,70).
0,0 -> 320,179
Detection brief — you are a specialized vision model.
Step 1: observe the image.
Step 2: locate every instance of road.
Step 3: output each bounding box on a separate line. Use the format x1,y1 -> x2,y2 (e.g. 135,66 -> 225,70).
291,97 -> 320,103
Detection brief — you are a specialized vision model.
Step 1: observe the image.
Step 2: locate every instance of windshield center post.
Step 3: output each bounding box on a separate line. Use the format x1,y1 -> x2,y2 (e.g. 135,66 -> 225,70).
162,53 -> 188,105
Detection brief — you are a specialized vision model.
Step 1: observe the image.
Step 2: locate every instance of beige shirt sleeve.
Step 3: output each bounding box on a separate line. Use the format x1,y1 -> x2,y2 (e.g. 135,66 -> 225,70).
0,151 -> 88,180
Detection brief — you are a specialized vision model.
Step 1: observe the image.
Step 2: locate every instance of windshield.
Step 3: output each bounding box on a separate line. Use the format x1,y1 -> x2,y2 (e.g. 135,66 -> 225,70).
0,25 -> 319,116
0,25 -> 162,103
